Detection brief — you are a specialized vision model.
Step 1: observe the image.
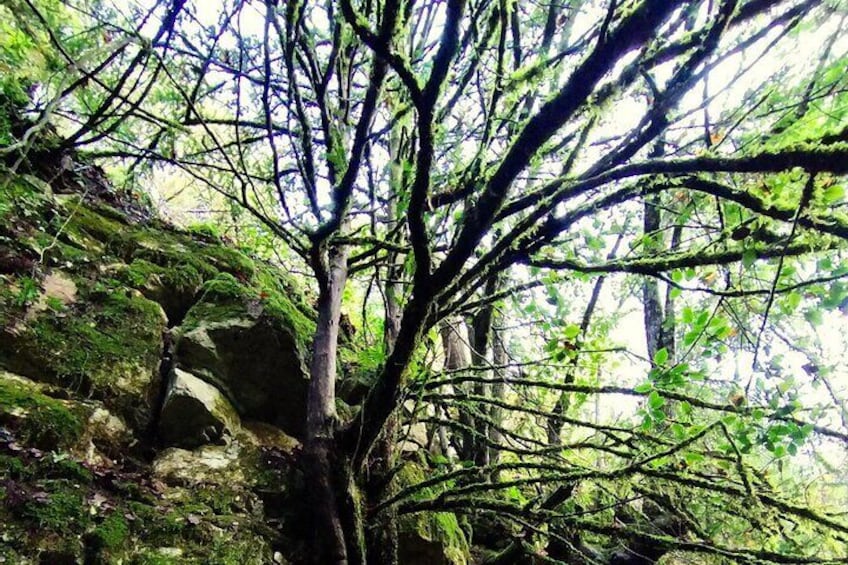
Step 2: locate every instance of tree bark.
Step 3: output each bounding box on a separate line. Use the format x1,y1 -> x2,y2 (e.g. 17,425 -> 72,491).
305,242 -> 352,565
440,319 -> 474,460
363,257 -> 403,565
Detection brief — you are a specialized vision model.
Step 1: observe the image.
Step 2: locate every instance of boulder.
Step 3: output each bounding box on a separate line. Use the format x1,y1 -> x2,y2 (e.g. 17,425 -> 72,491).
158,368 -> 240,449
0,281 -> 166,432
0,370 -> 131,463
396,461 -> 471,565
152,423 -> 299,486
153,443 -> 245,485
176,289 -> 309,438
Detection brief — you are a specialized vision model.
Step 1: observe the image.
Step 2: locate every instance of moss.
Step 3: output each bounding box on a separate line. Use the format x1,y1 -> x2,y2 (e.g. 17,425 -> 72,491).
179,277 -> 251,332
254,267 -> 316,343
124,228 -> 253,284
395,462 -> 471,565
18,481 -> 87,530
198,244 -> 255,279
122,259 -> 196,290
0,282 -> 163,429
0,377 -> 84,448
39,456 -> 93,483
122,483 -> 271,564
1,286 -> 163,386
89,513 -> 130,551
180,270 -> 314,363
0,453 -> 25,477
0,173 -> 51,226
56,197 -> 253,286
119,258 -> 205,296
130,241 -> 219,282
59,199 -> 127,251
185,222 -> 223,241
206,534 -> 270,565
86,201 -> 131,225
200,272 -> 250,302
131,551 -> 184,565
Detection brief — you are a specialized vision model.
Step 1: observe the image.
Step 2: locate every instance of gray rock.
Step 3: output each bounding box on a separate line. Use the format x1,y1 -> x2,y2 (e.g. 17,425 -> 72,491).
175,311 -> 308,437
158,368 -> 240,449
152,443 -> 245,485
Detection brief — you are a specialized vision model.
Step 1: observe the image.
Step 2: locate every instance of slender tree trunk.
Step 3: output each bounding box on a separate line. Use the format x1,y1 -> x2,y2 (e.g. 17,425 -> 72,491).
643,141 -> 667,363
642,193 -> 664,363
487,324 -> 506,478
468,274 -> 499,466
363,255 -> 403,565
440,319 -> 473,460
305,242 -> 355,565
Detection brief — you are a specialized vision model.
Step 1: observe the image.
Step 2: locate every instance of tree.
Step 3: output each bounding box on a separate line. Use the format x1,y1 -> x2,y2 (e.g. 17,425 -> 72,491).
4,0 -> 848,563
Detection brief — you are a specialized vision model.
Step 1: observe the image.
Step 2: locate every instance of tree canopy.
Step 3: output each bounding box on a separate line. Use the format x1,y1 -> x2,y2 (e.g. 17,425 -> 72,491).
3,0 -> 848,563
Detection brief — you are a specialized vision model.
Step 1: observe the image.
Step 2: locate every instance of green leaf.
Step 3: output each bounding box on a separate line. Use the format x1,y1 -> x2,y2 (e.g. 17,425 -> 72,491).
804,308 -> 823,326
634,382 -> 653,394
684,452 -> 704,465
785,292 -> 802,312
742,249 -> 756,269
563,324 -> 580,339
648,391 -> 665,410
653,347 -> 669,366
822,184 -> 845,204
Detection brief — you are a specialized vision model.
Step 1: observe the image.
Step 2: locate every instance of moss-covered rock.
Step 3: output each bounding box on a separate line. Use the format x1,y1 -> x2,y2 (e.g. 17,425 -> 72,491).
0,275 -> 166,431
158,368 -> 240,449
0,370 -> 133,467
0,371 -> 85,450
1,161 -> 316,565
395,461 -> 471,565
175,274 -> 311,438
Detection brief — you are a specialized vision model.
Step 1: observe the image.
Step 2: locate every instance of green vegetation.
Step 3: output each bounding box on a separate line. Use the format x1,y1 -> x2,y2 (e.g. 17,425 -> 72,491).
2,0 -> 848,563
0,376 -> 84,448
396,461 -> 470,565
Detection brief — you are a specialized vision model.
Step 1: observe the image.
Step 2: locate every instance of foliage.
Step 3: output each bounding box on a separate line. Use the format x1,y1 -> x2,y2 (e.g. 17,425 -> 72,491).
3,0 -> 848,563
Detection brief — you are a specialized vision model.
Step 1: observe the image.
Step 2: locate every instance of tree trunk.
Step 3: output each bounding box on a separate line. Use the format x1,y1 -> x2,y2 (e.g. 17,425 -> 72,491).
363,263 -> 403,565
468,282 -> 497,466
440,319 -> 473,460
305,242 -> 355,565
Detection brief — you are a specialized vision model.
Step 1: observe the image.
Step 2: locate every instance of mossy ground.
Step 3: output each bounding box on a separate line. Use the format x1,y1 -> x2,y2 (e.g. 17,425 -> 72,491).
0,406 -> 288,564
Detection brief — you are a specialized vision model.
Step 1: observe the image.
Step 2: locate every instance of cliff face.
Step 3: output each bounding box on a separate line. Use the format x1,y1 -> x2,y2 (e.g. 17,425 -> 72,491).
0,167 -> 315,564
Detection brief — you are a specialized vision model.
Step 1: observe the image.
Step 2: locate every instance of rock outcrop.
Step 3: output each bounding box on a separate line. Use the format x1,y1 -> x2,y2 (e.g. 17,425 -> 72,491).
158,368 -> 240,449
0,159 -> 468,565
175,275 -> 310,438
0,169 -> 314,564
